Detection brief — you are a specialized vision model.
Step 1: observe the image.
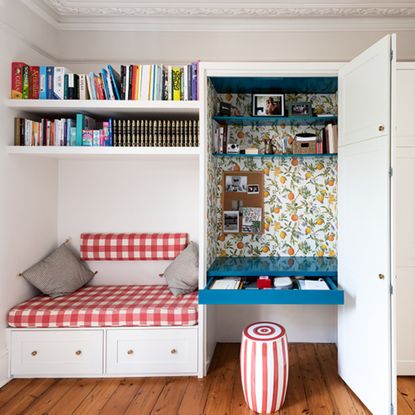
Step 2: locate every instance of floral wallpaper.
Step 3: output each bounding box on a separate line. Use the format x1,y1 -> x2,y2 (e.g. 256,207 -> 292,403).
214,156 -> 337,257
206,89 -> 338,260
217,93 -> 338,153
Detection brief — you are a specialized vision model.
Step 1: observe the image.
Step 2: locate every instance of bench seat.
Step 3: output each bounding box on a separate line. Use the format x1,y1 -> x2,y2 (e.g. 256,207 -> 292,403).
8,285 -> 198,328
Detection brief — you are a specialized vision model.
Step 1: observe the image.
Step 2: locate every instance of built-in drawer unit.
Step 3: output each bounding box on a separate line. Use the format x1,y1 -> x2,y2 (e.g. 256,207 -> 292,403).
10,330 -> 104,376
106,327 -> 198,375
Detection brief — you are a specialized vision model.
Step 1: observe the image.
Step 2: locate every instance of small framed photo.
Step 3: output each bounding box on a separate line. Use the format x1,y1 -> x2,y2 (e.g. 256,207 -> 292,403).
225,175 -> 248,192
247,184 -> 259,194
288,101 -> 312,116
253,94 -> 284,116
223,211 -> 239,233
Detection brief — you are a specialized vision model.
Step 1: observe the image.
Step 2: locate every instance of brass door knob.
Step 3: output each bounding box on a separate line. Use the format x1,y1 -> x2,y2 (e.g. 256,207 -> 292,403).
127,349 -> 134,355
379,274 -> 385,280
31,351 -> 37,356
171,349 -> 177,355
75,350 -> 82,356
378,125 -> 385,132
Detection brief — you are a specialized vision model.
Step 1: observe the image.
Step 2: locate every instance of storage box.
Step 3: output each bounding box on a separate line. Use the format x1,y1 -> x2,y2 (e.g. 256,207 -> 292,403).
293,138 -> 317,154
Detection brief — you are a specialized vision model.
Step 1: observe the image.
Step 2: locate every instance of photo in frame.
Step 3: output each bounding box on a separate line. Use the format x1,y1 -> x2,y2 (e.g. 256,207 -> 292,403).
252,94 -> 284,116
287,101 -> 312,116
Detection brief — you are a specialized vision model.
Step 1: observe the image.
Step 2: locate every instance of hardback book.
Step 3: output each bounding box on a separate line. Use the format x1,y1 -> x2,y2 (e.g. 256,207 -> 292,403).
78,74 -> 88,100
101,68 -> 111,100
28,66 -> 39,99
39,66 -> 47,99
76,114 -> 96,146
172,67 -> 181,101
88,72 -> 97,100
46,66 -> 54,99
124,64 -> 130,100
22,65 -> 29,99
14,118 -> 23,145
11,62 -> 27,99
108,65 -> 121,100
92,130 -> 100,146
53,67 -> 69,99
82,130 -> 93,146
67,73 -> 79,99
191,62 -> 198,101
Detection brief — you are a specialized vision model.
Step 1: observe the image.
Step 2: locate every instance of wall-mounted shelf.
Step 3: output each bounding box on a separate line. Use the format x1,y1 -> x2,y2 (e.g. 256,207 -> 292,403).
199,256 -> 343,305
213,153 -> 337,158
212,115 -> 337,126
6,146 -> 200,160
6,99 -> 200,116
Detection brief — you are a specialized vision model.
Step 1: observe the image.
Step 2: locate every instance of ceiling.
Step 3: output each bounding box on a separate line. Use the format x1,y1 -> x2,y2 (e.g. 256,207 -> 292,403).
22,0 -> 415,31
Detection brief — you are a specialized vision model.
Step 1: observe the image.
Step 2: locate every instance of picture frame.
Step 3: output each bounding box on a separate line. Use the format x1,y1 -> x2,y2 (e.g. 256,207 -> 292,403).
252,94 -> 284,117
223,211 -> 240,233
247,184 -> 259,194
287,101 -> 312,117
241,207 -> 262,234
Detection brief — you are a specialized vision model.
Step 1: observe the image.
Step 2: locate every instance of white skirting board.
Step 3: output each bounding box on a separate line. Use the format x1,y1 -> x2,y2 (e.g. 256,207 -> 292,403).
397,360 -> 415,376
0,349 -> 10,388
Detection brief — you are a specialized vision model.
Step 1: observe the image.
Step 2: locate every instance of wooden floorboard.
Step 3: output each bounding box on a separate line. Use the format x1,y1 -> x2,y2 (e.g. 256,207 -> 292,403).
2,343 -> 412,415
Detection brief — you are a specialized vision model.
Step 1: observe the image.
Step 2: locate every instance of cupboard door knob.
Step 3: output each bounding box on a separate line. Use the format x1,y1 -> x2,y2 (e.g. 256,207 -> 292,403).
379,273 -> 385,280
171,348 -> 177,355
31,351 -> 37,356
378,125 -> 385,132
127,349 -> 134,355
75,350 -> 82,356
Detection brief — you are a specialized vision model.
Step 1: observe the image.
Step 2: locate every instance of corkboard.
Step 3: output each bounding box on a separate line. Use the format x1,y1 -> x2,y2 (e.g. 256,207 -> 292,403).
222,171 -> 264,234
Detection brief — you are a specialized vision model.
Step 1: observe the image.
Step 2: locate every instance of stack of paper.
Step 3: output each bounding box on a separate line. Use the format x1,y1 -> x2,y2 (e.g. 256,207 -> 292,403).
210,277 -> 241,290
298,278 -> 330,290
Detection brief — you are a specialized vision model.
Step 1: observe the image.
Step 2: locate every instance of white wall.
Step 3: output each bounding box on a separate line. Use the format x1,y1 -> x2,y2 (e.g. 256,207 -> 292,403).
395,65 -> 415,375
57,159 -> 199,285
0,2 -> 58,386
56,30 -> 415,64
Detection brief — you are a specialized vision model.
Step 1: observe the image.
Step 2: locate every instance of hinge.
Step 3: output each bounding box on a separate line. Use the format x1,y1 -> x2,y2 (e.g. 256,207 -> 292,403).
390,284 -> 394,295
389,167 -> 393,177
391,403 -> 395,415
391,50 -> 394,61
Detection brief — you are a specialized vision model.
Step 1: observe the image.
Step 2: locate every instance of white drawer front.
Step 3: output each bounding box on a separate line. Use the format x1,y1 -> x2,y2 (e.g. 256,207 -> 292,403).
106,328 -> 198,375
10,330 -> 104,376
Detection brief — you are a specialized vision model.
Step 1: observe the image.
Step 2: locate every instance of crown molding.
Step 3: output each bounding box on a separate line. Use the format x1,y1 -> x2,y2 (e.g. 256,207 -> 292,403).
21,1 -> 415,32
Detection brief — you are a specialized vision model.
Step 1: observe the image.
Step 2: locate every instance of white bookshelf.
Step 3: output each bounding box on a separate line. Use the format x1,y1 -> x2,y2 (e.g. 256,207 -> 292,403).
6,146 -> 200,160
6,99 -> 200,116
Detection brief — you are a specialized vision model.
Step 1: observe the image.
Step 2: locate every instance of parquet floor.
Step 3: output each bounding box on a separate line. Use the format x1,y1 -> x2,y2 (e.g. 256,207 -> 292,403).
0,343 -> 412,414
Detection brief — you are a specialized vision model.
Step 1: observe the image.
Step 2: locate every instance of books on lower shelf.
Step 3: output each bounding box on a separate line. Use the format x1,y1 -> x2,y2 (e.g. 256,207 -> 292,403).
14,116 -> 199,147
11,62 -> 198,101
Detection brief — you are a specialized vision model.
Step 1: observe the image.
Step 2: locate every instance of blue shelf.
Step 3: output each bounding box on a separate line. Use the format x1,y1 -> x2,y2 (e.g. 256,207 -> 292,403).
212,115 -> 337,126
213,153 -> 337,158
207,256 -> 337,278
210,76 -> 338,94
199,256 -> 343,305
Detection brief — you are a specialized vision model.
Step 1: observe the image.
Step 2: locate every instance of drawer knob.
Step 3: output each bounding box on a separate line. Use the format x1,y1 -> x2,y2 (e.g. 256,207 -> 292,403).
127,349 -> 134,355
379,273 -> 385,280
31,351 -> 37,357
378,125 -> 385,132
171,348 -> 177,355
75,350 -> 82,356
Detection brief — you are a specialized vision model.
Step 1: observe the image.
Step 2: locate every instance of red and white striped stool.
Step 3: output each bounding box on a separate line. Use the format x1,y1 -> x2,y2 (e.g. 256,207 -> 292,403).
240,322 -> 289,414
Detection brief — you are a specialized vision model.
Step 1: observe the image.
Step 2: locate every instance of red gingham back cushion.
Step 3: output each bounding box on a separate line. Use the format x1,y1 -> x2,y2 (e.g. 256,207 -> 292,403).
80,233 -> 188,261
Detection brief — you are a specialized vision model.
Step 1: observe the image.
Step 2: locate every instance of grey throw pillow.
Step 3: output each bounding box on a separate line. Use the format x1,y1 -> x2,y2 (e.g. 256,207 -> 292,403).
21,243 -> 95,297
164,241 -> 199,296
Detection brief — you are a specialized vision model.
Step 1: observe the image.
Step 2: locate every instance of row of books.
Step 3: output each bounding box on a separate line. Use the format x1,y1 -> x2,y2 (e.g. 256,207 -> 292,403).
11,62 -> 198,101
112,119 -> 199,147
14,115 -> 111,147
14,116 -> 199,148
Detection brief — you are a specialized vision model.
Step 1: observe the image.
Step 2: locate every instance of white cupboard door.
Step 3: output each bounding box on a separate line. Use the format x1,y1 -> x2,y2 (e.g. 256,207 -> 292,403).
338,35 -> 395,415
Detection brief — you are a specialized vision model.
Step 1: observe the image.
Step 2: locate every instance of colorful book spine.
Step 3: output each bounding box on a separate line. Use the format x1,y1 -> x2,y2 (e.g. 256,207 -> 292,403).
39,66 -> 47,99
53,67 -> 68,99
92,130 -> 100,146
79,74 -> 87,100
88,72 -> 97,100
191,62 -> 198,101
28,66 -> 40,99
172,67 -> 181,101
82,130 -> 93,146
46,66 -> 54,99
22,66 -> 29,99
11,62 -> 27,99
108,65 -> 121,100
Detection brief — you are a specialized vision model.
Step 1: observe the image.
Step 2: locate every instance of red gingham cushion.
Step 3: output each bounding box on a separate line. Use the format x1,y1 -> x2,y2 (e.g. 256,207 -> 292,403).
80,233 -> 188,261
8,285 -> 198,328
